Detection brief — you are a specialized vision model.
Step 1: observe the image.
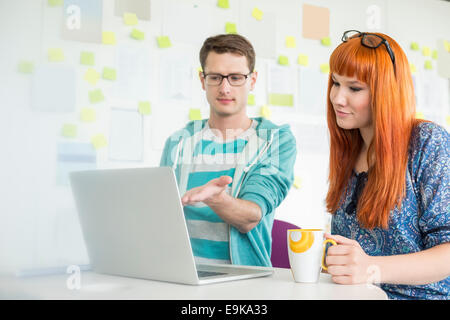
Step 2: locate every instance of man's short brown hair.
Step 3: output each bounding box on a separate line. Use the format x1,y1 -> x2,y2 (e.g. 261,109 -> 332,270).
199,34 -> 256,72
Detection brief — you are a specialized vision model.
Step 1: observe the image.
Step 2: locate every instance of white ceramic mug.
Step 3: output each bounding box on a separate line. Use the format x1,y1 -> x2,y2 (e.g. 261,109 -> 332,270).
287,229 -> 337,283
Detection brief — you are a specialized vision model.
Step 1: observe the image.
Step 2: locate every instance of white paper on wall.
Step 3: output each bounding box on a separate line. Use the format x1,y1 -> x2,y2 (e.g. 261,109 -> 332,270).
298,67 -> 329,116
112,46 -> 152,101
108,108 -> 144,161
31,64 -> 76,113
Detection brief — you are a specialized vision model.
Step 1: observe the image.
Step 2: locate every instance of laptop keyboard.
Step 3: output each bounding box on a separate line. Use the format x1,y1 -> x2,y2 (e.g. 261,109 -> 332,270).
197,270 -> 227,278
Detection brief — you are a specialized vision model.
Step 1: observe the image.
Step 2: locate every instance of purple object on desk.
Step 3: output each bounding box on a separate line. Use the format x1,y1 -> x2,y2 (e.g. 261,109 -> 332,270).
270,219 -> 301,268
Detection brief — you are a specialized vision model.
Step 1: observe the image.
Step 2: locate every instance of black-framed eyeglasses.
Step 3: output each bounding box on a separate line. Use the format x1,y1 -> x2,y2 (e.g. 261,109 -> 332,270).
202,72 -> 252,86
341,30 -> 396,68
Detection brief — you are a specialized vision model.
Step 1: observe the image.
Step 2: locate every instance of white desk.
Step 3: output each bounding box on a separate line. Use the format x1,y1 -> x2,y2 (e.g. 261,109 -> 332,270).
1,268 -> 387,300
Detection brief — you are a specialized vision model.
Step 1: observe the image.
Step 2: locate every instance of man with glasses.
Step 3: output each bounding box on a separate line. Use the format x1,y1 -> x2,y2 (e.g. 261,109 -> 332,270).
160,34 -> 297,267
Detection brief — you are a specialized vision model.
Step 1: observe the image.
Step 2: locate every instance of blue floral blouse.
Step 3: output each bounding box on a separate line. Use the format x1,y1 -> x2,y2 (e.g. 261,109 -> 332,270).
331,122 -> 450,300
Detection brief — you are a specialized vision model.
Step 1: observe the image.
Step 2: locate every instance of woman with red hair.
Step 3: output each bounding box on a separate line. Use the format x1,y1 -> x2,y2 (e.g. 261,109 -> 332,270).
323,30 -> 449,299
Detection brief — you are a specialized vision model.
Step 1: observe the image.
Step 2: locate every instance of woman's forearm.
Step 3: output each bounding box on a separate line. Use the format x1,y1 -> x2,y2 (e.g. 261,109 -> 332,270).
370,242 -> 450,285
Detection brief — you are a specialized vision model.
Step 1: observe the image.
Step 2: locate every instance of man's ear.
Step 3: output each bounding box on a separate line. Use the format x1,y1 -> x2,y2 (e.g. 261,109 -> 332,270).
249,70 -> 258,91
199,71 -> 206,91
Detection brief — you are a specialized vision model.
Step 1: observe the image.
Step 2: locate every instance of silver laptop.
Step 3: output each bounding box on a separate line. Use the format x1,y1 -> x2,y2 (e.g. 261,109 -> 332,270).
69,166 -> 273,285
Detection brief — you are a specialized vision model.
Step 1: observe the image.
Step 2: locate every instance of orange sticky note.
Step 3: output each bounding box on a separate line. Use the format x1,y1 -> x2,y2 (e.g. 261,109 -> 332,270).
302,4 -> 330,40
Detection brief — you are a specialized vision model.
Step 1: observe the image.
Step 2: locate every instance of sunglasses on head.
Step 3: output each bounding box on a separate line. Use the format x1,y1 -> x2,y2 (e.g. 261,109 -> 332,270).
341,30 -> 396,68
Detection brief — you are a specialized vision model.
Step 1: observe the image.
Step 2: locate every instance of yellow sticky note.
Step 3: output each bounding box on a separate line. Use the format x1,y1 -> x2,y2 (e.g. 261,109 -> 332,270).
424,60 -> 433,70
89,89 -> 104,103
432,50 -> 438,60
123,12 -> 138,25
445,40 -> 450,53
320,63 -> 330,74
157,36 -> 172,48
260,105 -> 272,119
446,115 -> 450,126
80,108 -> 96,122
84,68 -> 99,86
138,101 -> 151,115
278,56 -> 289,66
80,51 -> 95,66
225,22 -> 237,34
91,134 -> 107,149
48,0 -> 63,6
269,93 -> 294,107
297,54 -> 309,66
131,28 -> 145,40
410,42 -> 420,51
321,37 -> 331,46
217,0 -> 229,9
102,67 -> 116,81
286,36 -> 296,48
189,108 -> 202,120
48,48 -> 64,62
102,31 -> 116,45
293,176 -> 302,189
422,46 -> 431,57
247,94 -> 256,106
410,64 -> 417,74
252,7 -> 263,21
415,112 -> 425,119
61,124 -> 77,138
18,61 -> 34,74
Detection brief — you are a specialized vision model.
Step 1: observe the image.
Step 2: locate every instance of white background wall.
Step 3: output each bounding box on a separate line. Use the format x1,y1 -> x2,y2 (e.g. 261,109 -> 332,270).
0,0 -> 449,273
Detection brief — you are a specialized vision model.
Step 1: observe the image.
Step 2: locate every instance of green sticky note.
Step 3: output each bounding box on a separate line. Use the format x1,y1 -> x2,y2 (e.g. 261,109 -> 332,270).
189,108 -> 202,120
138,101 -> 151,115
217,0 -> 229,9
424,60 -> 433,70
131,28 -> 145,40
260,105 -> 271,119
422,46 -> 431,57
61,124 -> 77,138
48,0 -> 63,6
247,94 -> 256,106
410,42 -> 420,51
225,22 -> 237,34
80,51 -> 95,66
278,55 -> 289,66
123,12 -> 138,25
18,61 -> 34,74
89,89 -> 104,103
286,36 -> 296,48
102,31 -> 116,45
321,37 -> 331,46
48,48 -> 64,62
80,108 -> 96,122
102,67 -> 117,80
91,134 -> 107,149
320,63 -> 330,74
269,93 -> 294,107
432,50 -> 438,60
157,36 -> 171,48
84,68 -> 99,86
297,54 -> 309,66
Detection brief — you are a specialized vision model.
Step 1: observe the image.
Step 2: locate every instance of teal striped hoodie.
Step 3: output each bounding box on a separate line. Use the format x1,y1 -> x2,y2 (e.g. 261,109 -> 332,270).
159,117 -> 297,267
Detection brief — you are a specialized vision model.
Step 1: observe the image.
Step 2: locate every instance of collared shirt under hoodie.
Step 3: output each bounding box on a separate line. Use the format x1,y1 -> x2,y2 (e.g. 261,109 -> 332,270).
184,120 -> 258,265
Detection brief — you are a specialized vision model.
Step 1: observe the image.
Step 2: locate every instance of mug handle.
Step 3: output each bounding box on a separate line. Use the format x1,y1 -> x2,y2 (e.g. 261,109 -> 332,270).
321,239 -> 337,271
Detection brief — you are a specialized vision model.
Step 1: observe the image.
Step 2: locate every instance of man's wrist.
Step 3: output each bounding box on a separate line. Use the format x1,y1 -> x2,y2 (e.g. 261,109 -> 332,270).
204,190 -> 230,207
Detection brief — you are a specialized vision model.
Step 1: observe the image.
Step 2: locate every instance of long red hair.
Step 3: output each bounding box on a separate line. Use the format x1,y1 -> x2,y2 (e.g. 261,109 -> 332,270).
326,32 -> 421,229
